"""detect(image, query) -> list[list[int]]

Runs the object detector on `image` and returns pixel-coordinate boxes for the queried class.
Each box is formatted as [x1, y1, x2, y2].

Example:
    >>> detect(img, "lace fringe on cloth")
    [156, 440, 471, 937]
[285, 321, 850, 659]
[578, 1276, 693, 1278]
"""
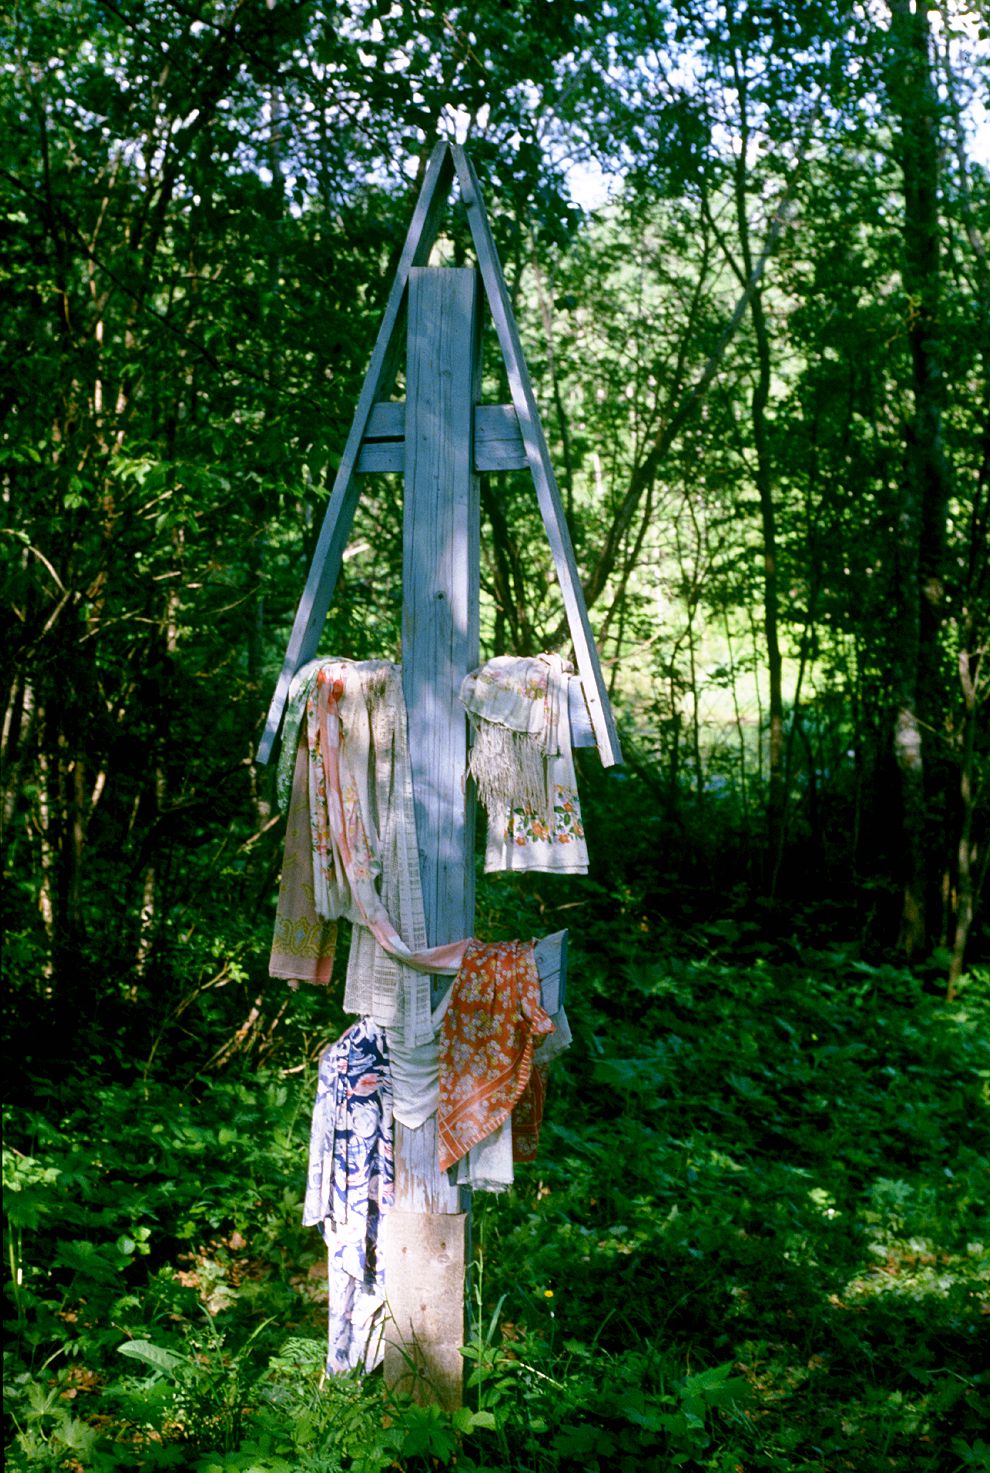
[461, 653, 589, 874]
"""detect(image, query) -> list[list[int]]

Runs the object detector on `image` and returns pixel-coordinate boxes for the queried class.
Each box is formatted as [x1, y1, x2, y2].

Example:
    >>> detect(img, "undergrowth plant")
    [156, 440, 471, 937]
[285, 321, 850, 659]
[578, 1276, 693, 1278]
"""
[4, 938, 988, 1472]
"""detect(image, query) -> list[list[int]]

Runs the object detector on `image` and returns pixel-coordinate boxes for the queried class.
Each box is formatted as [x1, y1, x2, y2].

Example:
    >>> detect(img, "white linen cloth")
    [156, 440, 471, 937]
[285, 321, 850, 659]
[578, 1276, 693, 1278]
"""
[460, 654, 589, 874]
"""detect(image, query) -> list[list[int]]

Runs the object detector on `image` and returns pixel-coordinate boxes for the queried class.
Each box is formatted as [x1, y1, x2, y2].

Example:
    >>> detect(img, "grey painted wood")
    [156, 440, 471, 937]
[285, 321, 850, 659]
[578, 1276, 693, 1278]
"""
[393, 1113, 458, 1215]
[383, 1210, 467, 1409]
[533, 929, 568, 1012]
[451, 145, 623, 770]
[387, 267, 481, 1406]
[255, 142, 453, 764]
[568, 674, 596, 747]
[401, 266, 480, 986]
[355, 441, 404, 473]
[356, 402, 525, 474]
[473, 403, 527, 470]
[364, 402, 406, 439]
[357, 403, 406, 466]
[259, 142, 622, 769]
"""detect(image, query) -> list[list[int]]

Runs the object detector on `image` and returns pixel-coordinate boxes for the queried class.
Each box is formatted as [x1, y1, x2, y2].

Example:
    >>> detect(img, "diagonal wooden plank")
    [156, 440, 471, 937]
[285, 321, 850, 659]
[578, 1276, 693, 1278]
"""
[451, 146, 622, 768]
[256, 141, 454, 763]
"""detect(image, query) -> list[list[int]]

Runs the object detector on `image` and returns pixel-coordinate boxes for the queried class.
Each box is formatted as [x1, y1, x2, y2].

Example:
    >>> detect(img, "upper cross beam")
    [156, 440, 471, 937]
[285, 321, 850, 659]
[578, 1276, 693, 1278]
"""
[355, 402, 528, 474]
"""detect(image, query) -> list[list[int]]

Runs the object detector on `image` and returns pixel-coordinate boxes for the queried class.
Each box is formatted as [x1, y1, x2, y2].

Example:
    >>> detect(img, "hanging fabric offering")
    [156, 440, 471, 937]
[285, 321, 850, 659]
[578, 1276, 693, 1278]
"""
[269, 735, 338, 985]
[303, 1018, 394, 1376]
[276, 661, 572, 1193]
[275, 656, 326, 814]
[340, 663, 441, 1045]
[437, 939, 555, 1174]
[460, 654, 589, 874]
[513, 1008, 572, 1162]
[271, 659, 469, 1045]
[388, 975, 572, 1190]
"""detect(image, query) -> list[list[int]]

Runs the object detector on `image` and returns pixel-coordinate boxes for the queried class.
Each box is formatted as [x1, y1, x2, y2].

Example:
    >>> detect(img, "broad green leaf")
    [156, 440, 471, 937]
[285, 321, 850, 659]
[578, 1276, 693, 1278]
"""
[117, 1339, 188, 1375]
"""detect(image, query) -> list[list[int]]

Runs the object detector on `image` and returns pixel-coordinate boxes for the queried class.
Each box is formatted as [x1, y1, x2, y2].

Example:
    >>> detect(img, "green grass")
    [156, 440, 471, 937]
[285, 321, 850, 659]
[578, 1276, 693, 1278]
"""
[4, 939, 988, 1472]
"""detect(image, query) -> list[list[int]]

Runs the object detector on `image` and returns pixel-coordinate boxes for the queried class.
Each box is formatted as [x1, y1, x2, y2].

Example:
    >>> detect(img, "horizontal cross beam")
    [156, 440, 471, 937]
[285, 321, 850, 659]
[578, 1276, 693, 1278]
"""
[356, 402, 527, 474]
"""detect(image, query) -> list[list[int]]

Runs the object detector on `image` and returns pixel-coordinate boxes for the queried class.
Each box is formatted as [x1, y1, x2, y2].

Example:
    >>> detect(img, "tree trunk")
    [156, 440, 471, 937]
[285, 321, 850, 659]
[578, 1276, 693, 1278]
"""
[729, 54, 785, 880]
[749, 281, 785, 875]
[886, 0, 952, 958]
[946, 628, 981, 999]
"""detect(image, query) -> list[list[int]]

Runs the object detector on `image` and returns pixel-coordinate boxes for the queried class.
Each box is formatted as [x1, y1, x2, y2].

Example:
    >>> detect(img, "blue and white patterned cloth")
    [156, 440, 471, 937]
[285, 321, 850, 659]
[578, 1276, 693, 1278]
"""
[303, 1018, 394, 1374]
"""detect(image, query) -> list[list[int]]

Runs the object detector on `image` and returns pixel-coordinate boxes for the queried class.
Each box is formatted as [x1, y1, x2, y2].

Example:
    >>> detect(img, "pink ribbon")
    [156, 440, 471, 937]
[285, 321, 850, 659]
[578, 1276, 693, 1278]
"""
[315, 668, 469, 976]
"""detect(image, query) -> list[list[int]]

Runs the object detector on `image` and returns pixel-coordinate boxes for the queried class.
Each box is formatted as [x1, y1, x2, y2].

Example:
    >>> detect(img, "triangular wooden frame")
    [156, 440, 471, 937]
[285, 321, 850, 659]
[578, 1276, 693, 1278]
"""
[256, 139, 621, 768]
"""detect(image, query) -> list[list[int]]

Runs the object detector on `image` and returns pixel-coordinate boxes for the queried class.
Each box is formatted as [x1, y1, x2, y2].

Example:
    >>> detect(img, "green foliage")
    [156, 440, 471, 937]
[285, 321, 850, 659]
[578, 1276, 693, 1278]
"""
[4, 932, 988, 1471]
[3, 0, 987, 1084]
[2, 0, 988, 1468]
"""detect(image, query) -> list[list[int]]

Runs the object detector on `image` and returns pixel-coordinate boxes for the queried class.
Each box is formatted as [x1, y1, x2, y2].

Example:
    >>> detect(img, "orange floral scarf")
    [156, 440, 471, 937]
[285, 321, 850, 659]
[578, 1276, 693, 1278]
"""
[438, 939, 555, 1173]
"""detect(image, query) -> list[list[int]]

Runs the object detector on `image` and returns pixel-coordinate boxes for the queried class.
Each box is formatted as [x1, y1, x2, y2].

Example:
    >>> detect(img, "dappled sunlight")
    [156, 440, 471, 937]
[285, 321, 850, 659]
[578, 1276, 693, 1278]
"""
[840, 1236, 987, 1305]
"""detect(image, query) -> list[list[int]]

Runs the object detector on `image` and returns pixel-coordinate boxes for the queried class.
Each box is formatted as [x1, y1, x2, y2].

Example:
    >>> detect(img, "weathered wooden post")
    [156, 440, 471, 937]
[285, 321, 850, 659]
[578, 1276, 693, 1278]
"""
[383, 266, 480, 1406]
[257, 138, 621, 1412]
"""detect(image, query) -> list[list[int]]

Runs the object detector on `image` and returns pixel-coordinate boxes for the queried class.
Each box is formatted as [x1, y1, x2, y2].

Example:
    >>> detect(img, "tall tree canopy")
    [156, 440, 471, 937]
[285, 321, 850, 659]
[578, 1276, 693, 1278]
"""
[2, 0, 987, 1082]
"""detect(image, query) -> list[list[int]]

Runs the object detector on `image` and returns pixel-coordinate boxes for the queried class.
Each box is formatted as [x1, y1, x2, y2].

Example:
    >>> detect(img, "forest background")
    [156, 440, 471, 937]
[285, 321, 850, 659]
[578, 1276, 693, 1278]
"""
[2, 1, 989, 1471]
